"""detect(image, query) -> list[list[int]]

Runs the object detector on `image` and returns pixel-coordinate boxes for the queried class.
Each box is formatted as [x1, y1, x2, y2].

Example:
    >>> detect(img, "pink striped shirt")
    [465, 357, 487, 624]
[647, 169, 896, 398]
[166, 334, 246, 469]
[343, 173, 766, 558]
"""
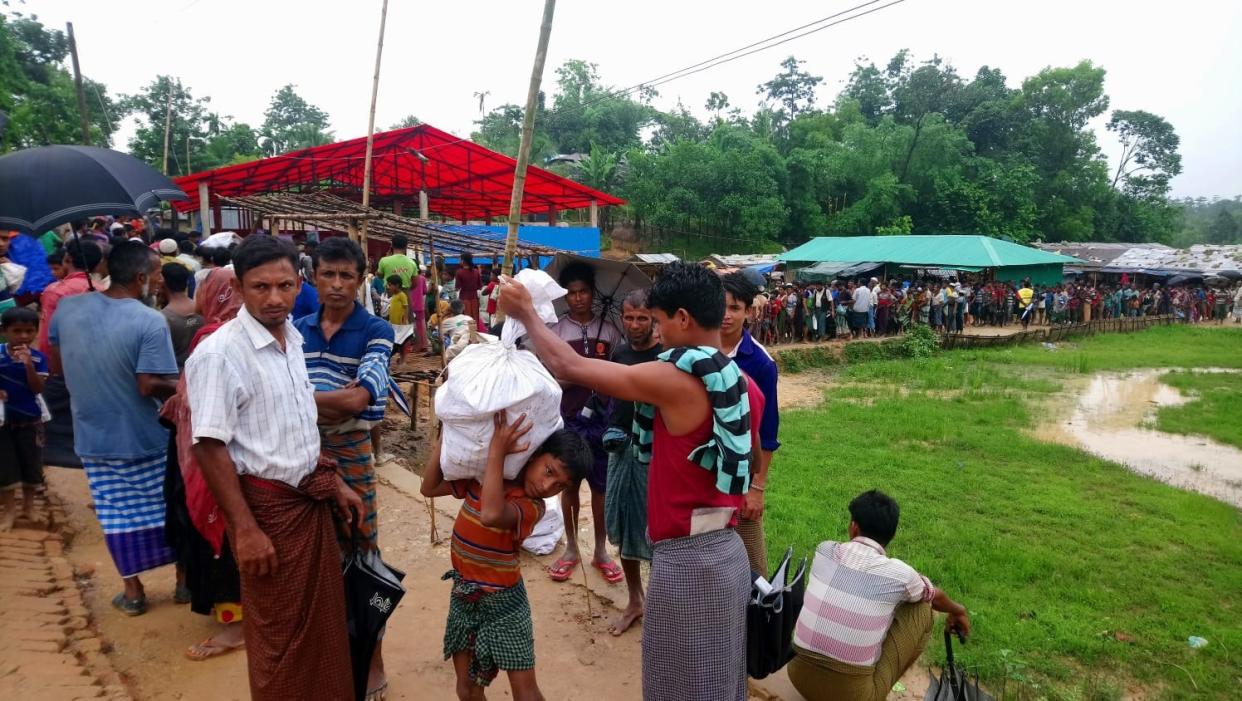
[793, 537, 936, 667]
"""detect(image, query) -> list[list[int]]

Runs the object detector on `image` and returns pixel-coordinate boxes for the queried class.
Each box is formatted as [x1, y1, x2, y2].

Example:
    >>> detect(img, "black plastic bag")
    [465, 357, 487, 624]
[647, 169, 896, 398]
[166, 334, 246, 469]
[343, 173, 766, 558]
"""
[746, 546, 807, 679]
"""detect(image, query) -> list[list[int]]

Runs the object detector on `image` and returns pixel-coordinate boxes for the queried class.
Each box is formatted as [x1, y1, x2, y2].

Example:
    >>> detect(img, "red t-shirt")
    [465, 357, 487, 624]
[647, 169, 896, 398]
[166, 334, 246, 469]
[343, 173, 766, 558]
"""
[647, 375, 765, 543]
[455, 267, 482, 296]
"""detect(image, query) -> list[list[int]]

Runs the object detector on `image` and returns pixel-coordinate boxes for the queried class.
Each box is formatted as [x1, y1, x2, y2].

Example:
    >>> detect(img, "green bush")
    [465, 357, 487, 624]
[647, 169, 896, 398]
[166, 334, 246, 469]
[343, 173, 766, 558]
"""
[900, 324, 941, 359]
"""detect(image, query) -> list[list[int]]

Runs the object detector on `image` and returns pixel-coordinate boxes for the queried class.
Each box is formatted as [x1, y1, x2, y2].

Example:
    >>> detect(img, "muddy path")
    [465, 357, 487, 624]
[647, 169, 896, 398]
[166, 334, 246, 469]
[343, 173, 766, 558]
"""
[1032, 368, 1242, 507]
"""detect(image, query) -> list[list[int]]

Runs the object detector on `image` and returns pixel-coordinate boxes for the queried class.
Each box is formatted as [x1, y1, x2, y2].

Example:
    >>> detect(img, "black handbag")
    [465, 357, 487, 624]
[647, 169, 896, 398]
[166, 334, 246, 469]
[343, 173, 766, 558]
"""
[341, 514, 407, 701]
[746, 546, 807, 679]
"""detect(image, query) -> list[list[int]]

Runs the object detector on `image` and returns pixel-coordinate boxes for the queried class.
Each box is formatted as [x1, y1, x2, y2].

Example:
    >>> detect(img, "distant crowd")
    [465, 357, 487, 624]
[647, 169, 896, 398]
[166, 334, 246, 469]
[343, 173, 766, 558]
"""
[750, 276, 1242, 345]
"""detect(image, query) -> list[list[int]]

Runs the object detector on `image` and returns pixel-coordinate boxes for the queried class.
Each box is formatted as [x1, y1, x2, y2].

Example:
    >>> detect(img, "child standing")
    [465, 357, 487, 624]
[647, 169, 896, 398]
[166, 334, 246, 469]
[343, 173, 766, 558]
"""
[422, 412, 591, 701]
[386, 274, 411, 369]
[0, 307, 48, 531]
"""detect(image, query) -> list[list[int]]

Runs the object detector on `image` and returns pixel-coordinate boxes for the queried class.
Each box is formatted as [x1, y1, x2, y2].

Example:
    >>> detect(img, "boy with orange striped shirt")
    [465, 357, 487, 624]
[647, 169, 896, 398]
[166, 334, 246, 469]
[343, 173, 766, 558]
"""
[422, 411, 591, 701]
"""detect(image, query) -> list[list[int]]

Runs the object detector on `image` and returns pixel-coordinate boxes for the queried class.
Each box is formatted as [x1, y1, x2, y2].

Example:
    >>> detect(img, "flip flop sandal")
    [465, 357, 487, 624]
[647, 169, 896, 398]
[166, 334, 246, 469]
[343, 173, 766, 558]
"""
[592, 559, 625, 584]
[365, 681, 389, 701]
[173, 585, 192, 604]
[111, 592, 147, 617]
[547, 557, 579, 582]
[185, 637, 245, 661]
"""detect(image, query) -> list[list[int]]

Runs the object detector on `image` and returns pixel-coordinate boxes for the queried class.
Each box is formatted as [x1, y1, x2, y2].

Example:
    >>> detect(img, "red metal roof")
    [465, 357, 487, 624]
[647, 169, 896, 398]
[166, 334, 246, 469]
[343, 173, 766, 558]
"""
[172, 124, 624, 220]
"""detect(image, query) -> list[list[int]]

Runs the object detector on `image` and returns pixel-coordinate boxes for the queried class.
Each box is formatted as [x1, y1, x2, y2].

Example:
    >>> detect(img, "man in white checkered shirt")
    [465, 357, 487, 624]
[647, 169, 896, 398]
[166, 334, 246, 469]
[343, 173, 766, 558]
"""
[187, 235, 361, 700]
[788, 490, 971, 701]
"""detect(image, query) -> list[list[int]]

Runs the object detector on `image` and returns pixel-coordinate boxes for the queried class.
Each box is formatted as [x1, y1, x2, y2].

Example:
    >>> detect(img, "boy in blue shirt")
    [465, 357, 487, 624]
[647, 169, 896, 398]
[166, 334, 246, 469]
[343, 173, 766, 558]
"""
[0, 307, 49, 531]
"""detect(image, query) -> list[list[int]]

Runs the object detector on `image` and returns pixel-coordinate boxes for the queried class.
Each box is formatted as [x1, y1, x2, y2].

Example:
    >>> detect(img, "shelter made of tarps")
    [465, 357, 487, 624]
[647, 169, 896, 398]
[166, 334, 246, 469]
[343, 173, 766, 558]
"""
[781, 235, 1077, 286]
[794, 261, 882, 283]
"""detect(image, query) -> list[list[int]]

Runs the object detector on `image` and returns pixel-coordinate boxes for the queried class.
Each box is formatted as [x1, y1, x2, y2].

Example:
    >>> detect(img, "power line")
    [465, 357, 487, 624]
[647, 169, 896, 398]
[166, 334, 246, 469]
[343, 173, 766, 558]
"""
[194, 0, 909, 169]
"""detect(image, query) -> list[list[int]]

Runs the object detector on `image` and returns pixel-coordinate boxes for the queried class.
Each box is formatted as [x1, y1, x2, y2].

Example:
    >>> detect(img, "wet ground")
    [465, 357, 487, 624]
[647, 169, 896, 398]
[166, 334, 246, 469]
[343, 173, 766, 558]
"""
[1034, 368, 1242, 507]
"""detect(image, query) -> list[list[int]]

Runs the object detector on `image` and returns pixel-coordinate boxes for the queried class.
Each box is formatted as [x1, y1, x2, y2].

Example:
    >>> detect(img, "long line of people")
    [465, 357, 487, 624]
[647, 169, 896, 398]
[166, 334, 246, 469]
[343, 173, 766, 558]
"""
[752, 276, 1241, 345]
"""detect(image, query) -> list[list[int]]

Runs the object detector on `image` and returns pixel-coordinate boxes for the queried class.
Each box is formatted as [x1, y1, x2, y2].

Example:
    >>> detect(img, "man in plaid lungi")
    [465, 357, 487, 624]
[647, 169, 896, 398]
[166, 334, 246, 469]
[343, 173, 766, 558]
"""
[501, 262, 761, 701]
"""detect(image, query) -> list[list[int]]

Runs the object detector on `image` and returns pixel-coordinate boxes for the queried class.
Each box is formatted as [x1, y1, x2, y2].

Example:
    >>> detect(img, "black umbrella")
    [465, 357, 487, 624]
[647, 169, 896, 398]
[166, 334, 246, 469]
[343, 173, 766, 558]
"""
[0, 145, 186, 233]
[925, 630, 995, 701]
[342, 523, 406, 701]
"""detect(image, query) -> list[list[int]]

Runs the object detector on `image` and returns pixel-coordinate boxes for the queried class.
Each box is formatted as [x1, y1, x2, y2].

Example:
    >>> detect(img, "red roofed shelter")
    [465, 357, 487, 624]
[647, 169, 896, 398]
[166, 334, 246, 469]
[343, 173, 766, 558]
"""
[172, 124, 624, 234]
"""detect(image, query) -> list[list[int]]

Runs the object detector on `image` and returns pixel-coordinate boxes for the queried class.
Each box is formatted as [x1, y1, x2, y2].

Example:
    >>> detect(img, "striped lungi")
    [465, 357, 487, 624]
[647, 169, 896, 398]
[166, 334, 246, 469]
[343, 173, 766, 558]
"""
[321, 429, 378, 549]
[604, 440, 651, 562]
[644, 528, 749, 701]
[81, 453, 176, 577]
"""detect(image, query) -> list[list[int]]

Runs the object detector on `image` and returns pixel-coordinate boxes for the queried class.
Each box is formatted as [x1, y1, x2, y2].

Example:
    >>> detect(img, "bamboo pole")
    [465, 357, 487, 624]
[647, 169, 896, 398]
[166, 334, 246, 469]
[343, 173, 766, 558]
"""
[501, 0, 557, 276]
[359, 0, 391, 264]
[161, 81, 174, 175]
[66, 23, 91, 146]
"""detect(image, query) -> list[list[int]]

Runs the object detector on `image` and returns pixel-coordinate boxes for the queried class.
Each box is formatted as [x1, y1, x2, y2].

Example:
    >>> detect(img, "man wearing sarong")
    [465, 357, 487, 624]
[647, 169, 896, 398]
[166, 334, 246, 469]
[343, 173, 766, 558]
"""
[501, 261, 764, 701]
[602, 290, 662, 636]
[720, 272, 780, 576]
[50, 242, 179, 615]
[788, 490, 971, 701]
[294, 236, 395, 700]
[187, 235, 361, 701]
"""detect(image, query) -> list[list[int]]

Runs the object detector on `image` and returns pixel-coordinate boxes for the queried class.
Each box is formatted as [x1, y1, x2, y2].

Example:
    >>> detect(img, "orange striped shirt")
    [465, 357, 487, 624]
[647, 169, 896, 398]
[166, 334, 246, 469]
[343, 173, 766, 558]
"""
[448, 480, 544, 591]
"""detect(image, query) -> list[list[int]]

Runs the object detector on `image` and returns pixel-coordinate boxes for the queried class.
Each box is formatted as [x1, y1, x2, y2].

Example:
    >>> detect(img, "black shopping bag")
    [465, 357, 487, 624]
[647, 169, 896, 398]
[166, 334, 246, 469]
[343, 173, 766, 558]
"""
[925, 630, 995, 701]
[746, 546, 807, 679]
[342, 521, 407, 701]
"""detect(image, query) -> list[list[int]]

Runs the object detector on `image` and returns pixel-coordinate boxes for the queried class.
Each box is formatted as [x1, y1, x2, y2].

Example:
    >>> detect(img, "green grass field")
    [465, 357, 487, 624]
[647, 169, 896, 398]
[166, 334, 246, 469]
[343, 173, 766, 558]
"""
[765, 326, 1242, 700]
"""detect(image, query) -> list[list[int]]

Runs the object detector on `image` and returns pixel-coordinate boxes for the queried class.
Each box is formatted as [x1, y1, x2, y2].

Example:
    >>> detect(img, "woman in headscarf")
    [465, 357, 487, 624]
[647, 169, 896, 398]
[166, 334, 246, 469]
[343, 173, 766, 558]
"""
[160, 268, 247, 661]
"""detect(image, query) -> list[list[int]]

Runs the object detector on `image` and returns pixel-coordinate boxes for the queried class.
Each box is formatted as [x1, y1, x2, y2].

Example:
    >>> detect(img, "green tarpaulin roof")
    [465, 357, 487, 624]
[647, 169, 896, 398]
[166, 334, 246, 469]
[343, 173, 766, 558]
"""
[779, 235, 1080, 268]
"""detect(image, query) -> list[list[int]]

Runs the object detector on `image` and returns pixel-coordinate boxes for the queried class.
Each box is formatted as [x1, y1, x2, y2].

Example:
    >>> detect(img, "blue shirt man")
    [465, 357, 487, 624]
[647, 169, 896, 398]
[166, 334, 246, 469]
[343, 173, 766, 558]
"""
[294, 301, 394, 433]
[292, 280, 320, 320]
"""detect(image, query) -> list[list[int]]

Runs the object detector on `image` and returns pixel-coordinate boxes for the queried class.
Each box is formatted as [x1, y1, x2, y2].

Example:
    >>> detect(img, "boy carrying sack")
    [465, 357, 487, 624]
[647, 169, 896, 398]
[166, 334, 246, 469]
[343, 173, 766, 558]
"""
[422, 410, 591, 701]
[0, 307, 49, 531]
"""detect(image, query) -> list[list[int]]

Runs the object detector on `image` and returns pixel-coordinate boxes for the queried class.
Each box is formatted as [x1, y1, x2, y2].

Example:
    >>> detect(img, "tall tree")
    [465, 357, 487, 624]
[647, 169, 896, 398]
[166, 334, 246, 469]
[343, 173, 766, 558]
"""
[0, 14, 116, 150]
[1207, 208, 1238, 244]
[259, 84, 333, 156]
[1107, 109, 1182, 199]
[119, 75, 210, 173]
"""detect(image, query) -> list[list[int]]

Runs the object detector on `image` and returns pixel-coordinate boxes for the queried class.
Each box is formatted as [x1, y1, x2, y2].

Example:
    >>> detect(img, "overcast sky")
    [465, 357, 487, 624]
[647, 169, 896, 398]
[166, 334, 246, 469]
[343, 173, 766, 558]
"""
[27, 0, 1242, 198]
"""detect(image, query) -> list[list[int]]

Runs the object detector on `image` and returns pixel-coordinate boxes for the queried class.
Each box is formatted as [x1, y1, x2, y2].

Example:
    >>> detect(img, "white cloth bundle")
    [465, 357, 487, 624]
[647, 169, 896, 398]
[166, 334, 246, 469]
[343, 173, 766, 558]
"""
[434, 269, 567, 480]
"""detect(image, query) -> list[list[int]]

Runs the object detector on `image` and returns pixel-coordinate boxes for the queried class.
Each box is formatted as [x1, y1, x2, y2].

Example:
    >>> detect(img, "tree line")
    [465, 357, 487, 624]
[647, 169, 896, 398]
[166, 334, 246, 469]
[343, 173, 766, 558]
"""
[473, 55, 1231, 250]
[3, 11, 1235, 249]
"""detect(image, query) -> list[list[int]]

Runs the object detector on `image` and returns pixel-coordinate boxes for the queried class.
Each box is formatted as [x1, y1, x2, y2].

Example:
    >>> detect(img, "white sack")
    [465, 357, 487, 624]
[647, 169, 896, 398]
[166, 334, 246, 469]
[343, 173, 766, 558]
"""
[521, 496, 565, 555]
[435, 269, 567, 481]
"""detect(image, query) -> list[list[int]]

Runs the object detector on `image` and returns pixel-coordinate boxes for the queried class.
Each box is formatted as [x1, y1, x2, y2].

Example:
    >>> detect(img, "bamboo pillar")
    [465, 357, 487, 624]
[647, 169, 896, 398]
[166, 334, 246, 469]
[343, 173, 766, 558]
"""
[419, 190, 429, 219]
[66, 23, 91, 146]
[198, 182, 212, 236]
[502, 0, 557, 276]
[588, 199, 598, 228]
[359, 0, 391, 265]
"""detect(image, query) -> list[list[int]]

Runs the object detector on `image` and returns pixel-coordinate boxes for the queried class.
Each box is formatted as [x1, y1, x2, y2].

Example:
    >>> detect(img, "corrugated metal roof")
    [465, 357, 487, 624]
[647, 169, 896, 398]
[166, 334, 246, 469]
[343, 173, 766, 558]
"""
[1104, 244, 1242, 273]
[710, 253, 782, 268]
[1034, 242, 1172, 267]
[631, 253, 681, 264]
[780, 235, 1079, 267]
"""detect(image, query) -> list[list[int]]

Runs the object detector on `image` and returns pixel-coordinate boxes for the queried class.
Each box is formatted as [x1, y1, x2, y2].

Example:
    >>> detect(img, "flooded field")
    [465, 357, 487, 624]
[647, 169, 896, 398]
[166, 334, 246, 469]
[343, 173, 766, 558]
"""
[1035, 368, 1242, 507]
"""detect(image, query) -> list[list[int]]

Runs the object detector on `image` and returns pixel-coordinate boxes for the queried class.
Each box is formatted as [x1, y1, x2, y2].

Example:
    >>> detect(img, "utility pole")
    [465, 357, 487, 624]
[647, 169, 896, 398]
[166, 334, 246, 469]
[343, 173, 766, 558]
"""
[502, 0, 556, 276]
[161, 80, 174, 175]
[66, 23, 91, 145]
[358, 0, 390, 261]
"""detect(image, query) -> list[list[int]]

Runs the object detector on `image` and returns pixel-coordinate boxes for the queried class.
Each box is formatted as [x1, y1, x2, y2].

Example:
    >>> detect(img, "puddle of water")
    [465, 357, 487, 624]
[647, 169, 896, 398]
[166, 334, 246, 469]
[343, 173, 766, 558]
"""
[1036, 369, 1242, 507]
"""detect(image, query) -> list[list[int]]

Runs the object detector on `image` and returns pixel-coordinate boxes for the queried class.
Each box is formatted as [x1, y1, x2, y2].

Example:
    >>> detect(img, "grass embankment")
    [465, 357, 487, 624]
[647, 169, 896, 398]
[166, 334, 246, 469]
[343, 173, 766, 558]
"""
[765, 326, 1242, 700]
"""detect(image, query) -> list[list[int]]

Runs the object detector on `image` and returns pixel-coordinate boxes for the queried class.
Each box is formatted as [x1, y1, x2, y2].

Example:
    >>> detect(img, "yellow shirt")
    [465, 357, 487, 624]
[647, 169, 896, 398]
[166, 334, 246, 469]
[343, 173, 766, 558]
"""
[387, 291, 409, 325]
[1017, 287, 1034, 309]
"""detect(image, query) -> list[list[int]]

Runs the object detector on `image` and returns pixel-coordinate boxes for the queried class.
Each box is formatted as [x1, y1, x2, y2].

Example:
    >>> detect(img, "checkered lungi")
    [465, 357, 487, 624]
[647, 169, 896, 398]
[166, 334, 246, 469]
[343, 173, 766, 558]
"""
[643, 528, 750, 701]
[81, 452, 176, 577]
[442, 570, 535, 687]
[604, 439, 651, 562]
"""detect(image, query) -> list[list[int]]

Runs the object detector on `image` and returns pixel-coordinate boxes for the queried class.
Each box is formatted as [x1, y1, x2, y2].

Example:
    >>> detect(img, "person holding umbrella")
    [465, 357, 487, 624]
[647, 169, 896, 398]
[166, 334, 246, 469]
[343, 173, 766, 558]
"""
[546, 261, 624, 585]
[788, 490, 971, 701]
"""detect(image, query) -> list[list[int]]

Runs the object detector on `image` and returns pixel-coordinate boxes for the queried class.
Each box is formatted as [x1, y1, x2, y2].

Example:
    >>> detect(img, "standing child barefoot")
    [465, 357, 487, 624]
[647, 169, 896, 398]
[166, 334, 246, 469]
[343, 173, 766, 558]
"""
[422, 412, 592, 701]
[0, 307, 50, 530]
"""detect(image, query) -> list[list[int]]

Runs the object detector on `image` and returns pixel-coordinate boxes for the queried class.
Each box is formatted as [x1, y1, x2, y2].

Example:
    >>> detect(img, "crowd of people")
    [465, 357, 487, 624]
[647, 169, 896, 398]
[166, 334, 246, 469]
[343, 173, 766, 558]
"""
[4, 220, 979, 701]
[751, 274, 1242, 344]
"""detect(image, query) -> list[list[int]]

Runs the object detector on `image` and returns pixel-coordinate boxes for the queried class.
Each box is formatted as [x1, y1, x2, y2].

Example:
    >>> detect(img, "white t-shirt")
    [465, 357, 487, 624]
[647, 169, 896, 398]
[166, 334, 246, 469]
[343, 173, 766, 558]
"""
[852, 286, 873, 313]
